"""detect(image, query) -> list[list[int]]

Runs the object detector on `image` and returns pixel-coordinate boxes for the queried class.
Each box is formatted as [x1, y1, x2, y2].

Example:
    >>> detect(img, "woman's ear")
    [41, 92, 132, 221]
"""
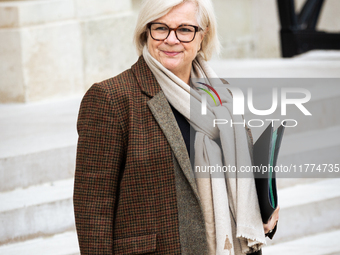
[202, 26, 209, 41]
[198, 26, 208, 52]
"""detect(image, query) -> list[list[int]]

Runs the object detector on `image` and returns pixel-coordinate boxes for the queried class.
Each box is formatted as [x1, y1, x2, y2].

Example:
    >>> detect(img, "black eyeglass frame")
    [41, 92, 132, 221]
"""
[147, 22, 203, 43]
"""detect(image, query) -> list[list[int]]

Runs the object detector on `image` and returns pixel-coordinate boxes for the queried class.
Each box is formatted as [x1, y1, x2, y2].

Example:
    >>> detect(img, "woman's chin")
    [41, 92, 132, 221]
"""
[161, 59, 183, 73]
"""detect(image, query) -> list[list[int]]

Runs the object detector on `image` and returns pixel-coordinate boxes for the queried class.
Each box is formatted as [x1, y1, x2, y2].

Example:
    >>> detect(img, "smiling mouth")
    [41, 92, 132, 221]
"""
[162, 51, 181, 56]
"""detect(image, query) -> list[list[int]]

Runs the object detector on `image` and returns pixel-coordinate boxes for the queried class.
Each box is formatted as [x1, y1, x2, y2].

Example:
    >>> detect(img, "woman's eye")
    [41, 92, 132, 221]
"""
[179, 27, 193, 33]
[155, 26, 168, 31]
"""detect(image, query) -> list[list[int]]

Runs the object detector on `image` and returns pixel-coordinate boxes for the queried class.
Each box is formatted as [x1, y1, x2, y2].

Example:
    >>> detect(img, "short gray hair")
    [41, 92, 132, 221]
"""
[133, 0, 220, 61]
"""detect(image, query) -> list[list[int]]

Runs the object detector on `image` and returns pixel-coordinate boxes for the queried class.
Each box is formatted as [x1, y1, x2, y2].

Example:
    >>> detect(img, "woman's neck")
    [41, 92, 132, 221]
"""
[173, 68, 191, 85]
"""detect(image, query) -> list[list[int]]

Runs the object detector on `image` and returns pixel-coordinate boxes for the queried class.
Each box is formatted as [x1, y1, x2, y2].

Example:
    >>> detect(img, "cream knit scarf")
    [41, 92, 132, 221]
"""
[143, 46, 266, 255]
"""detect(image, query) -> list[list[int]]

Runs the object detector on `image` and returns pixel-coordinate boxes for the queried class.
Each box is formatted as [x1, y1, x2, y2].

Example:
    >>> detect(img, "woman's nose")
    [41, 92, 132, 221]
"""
[165, 30, 180, 44]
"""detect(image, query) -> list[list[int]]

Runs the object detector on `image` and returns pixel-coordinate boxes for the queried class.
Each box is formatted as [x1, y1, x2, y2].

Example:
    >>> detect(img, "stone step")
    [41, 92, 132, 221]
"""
[254, 125, 340, 188]
[0, 231, 79, 255]
[210, 50, 340, 138]
[242, 78, 340, 138]
[0, 95, 338, 195]
[263, 229, 340, 255]
[2, 229, 340, 255]
[1, 180, 338, 253]
[0, 96, 81, 192]
[276, 178, 325, 190]
[267, 179, 340, 245]
[209, 50, 340, 78]
[0, 178, 75, 244]
[277, 125, 340, 179]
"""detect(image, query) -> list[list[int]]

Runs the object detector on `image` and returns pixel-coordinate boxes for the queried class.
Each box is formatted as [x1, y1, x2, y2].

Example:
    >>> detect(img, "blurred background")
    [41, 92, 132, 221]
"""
[0, 0, 339, 254]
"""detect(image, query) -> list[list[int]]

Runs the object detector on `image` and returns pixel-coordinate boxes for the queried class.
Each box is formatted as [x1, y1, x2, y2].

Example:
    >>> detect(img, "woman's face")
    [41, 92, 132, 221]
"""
[147, 2, 204, 82]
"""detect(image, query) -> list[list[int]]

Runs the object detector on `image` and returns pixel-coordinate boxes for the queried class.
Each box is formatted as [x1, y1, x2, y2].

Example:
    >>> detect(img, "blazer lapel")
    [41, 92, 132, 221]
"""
[147, 91, 200, 201]
[131, 56, 200, 201]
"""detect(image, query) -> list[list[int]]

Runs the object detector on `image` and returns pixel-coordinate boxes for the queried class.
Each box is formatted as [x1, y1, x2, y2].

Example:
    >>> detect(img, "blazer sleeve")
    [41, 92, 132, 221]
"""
[73, 83, 126, 254]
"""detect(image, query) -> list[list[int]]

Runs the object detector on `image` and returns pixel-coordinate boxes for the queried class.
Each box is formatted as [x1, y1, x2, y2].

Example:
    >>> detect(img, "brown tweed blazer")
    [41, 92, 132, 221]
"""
[74, 56, 208, 255]
[73, 56, 263, 255]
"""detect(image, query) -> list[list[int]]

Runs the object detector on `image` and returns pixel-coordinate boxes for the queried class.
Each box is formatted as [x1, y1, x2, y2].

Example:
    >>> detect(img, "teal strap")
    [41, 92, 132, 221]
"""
[269, 129, 278, 208]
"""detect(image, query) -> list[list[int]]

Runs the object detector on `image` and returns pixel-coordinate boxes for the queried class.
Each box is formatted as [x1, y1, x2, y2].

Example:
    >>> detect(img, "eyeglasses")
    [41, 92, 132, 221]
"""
[147, 22, 203, 43]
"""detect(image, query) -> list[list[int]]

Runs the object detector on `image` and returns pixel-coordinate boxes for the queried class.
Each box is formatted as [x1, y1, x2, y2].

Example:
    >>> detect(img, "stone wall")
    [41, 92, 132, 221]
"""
[0, 0, 138, 103]
[0, 0, 339, 103]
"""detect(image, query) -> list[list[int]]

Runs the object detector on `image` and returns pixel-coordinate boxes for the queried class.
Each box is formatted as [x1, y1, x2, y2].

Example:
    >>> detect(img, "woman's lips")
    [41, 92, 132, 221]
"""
[162, 51, 181, 57]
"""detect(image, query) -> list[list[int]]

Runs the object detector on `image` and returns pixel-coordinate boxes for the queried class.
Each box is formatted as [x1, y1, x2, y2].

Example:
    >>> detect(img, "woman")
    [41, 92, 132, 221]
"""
[73, 0, 279, 254]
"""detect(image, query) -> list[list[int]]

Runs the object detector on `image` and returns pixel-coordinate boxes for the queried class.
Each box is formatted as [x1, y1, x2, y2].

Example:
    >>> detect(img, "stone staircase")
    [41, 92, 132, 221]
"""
[0, 51, 339, 254]
[0, 97, 81, 254]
